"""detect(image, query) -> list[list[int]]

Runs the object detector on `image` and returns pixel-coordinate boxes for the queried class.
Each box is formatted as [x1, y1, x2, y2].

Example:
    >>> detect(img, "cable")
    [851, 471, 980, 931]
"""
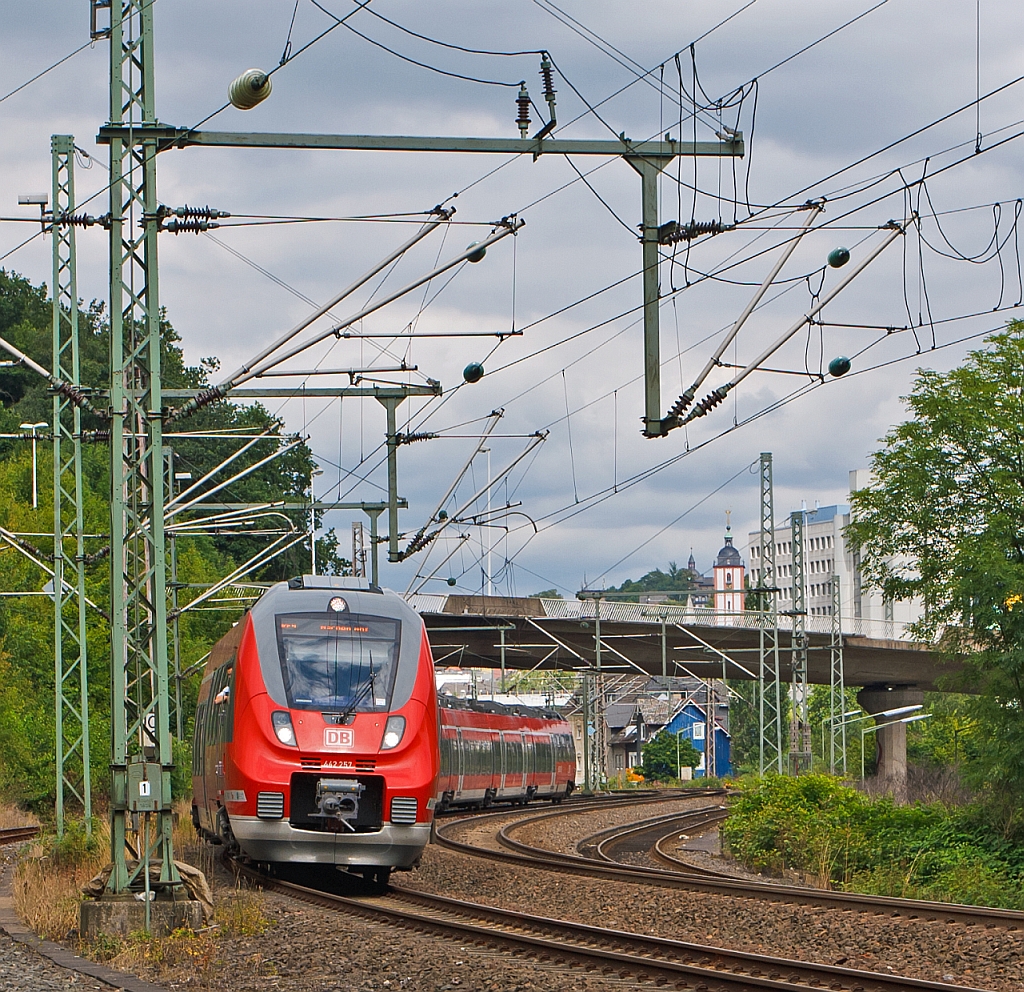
[0, 39, 93, 106]
[356, 6, 543, 57]
[309, 0, 523, 87]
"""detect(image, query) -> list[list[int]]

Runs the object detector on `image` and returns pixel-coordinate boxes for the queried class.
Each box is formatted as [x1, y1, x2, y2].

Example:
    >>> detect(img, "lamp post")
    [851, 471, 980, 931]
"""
[821, 709, 861, 769]
[20, 421, 47, 509]
[861, 712, 932, 779]
[837, 704, 922, 778]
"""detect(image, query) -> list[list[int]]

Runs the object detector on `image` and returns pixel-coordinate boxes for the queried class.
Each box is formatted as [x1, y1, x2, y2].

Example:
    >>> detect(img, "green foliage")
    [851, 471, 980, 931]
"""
[641, 729, 701, 780]
[722, 775, 1024, 908]
[49, 816, 104, 869]
[846, 323, 1024, 817]
[529, 589, 563, 599]
[606, 561, 701, 603]
[0, 268, 344, 811]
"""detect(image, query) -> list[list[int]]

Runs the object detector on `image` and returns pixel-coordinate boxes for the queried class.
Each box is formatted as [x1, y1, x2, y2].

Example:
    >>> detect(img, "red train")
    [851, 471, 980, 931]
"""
[191, 576, 439, 888]
[436, 694, 576, 809]
[191, 576, 575, 887]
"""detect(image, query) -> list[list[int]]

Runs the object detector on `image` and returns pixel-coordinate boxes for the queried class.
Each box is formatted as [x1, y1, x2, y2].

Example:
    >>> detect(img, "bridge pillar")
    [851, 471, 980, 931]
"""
[856, 686, 924, 803]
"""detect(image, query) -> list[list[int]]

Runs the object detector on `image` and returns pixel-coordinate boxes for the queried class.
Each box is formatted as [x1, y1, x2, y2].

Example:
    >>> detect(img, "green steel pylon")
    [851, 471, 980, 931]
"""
[51, 134, 92, 836]
[104, 0, 178, 895]
[788, 509, 811, 774]
[828, 576, 847, 774]
[757, 453, 784, 774]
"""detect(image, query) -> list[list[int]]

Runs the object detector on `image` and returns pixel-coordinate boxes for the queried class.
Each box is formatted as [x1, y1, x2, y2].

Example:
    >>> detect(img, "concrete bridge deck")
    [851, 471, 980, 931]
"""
[409, 594, 959, 691]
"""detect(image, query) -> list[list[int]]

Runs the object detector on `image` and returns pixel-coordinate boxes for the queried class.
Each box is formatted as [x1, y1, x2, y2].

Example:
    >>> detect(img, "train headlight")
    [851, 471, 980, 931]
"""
[380, 715, 406, 750]
[271, 711, 297, 747]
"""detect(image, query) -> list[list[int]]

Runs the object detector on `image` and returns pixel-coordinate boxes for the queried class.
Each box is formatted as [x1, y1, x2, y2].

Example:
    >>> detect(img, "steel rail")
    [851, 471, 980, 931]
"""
[235, 859, 985, 992]
[589, 806, 731, 863]
[0, 825, 41, 844]
[433, 795, 1024, 930]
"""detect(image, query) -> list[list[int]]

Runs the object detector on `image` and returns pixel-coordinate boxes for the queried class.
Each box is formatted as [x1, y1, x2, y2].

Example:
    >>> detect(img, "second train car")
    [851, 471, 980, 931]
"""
[435, 694, 575, 809]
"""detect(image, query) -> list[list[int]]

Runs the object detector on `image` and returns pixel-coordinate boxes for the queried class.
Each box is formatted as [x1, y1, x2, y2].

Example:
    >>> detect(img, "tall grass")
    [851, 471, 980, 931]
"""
[13, 799, 273, 984]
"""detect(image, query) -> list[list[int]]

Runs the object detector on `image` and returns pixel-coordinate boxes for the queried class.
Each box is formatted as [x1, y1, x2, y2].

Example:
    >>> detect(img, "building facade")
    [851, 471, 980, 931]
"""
[746, 469, 923, 633]
[713, 523, 745, 615]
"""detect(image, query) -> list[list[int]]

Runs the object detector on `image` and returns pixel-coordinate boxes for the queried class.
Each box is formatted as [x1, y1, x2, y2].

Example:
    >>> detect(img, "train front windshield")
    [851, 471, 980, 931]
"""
[275, 613, 401, 713]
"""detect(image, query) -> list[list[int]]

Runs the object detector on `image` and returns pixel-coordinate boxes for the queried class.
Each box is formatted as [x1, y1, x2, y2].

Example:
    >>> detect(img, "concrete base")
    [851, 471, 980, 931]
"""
[857, 686, 925, 803]
[79, 895, 204, 939]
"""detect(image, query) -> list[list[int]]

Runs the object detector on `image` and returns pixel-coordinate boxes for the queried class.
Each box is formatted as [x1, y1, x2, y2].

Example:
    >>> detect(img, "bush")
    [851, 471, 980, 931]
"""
[722, 775, 1024, 907]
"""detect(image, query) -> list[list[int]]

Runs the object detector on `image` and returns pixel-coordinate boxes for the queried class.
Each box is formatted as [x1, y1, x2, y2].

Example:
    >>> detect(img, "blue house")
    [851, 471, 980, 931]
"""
[663, 701, 731, 778]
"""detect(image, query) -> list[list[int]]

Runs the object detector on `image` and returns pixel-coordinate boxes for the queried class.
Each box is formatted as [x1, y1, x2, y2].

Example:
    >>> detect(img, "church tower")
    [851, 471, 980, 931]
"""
[713, 512, 745, 618]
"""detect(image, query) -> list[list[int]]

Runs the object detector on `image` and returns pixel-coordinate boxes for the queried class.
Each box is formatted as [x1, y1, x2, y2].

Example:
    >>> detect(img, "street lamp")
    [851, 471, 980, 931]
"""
[20, 421, 47, 509]
[861, 712, 932, 779]
[820, 709, 861, 770]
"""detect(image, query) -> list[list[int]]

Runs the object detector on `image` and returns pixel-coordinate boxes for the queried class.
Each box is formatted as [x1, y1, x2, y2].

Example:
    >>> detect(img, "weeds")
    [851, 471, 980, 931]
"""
[12, 797, 276, 987]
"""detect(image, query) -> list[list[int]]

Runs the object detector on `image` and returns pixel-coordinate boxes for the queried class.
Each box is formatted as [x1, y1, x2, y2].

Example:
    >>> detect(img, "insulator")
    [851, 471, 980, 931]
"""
[173, 205, 230, 220]
[667, 389, 694, 419]
[465, 242, 486, 263]
[516, 83, 531, 137]
[163, 219, 219, 234]
[539, 54, 556, 104]
[690, 387, 728, 419]
[659, 218, 732, 245]
[53, 211, 99, 229]
[463, 362, 485, 383]
[228, 68, 272, 110]
[396, 431, 437, 445]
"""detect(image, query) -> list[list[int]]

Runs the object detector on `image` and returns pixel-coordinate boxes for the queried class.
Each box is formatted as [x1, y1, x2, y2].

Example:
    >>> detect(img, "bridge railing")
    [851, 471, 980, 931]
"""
[536, 598, 917, 641]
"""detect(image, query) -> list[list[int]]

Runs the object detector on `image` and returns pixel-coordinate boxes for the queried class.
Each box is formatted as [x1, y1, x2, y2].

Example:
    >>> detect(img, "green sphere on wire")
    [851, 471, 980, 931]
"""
[466, 242, 487, 263]
[828, 247, 851, 268]
[447, 577, 457, 587]
[828, 356, 852, 377]
[463, 362, 485, 384]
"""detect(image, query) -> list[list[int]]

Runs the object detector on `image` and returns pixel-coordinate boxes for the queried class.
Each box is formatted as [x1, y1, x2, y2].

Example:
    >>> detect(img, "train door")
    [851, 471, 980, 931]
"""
[456, 727, 465, 799]
[537, 734, 556, 793]
[191, 699, 208, 827]
[521, 731, 534, 795]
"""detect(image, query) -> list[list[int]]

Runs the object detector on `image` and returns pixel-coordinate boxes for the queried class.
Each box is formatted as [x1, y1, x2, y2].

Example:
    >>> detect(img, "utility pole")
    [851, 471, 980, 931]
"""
[758, 453, 784, 774]
[103, 0, 179, 899]
[788, 509, 812, 774]
[829, 576, 847, 774]
[51, 133, 91, 836]
[705, 678, 716, 779]
[578, 589, 607, 788]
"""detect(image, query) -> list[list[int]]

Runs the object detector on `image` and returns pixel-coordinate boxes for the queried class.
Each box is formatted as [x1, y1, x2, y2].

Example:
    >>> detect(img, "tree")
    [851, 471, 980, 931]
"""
[641, 729, 701, 780]
[846, 324, 1024, 824]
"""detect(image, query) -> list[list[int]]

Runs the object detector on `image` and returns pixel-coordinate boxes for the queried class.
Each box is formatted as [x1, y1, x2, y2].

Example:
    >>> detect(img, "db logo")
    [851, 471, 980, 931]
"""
[324, 727, 354, 749]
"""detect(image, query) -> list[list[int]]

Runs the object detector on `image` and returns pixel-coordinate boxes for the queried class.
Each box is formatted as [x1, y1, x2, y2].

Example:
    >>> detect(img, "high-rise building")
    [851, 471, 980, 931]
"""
[746, 470, 922, 636]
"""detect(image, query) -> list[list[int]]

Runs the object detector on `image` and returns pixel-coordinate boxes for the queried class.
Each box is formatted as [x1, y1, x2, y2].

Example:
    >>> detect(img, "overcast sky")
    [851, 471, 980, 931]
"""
[3, 1, 1023, 598]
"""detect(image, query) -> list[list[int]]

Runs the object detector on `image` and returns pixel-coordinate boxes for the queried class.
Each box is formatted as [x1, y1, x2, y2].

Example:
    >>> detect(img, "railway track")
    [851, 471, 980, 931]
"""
[0, 825, 40, 845]
[237, 858, 988, 992]
[434, 794, 1024, 931]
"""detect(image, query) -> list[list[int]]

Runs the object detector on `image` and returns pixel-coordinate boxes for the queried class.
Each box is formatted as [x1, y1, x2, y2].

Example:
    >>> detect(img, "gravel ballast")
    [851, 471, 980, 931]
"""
[406, 797, 1018, 991]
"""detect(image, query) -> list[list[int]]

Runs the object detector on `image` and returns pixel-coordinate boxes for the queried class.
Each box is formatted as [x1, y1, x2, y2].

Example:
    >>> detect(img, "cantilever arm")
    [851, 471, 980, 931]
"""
[684, 218, 907, 424]
[666, 203, 823, 424]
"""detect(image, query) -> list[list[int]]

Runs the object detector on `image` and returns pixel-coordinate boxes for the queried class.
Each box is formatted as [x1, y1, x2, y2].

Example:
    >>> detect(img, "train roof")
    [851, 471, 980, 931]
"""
[438, 693, 565, 723]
